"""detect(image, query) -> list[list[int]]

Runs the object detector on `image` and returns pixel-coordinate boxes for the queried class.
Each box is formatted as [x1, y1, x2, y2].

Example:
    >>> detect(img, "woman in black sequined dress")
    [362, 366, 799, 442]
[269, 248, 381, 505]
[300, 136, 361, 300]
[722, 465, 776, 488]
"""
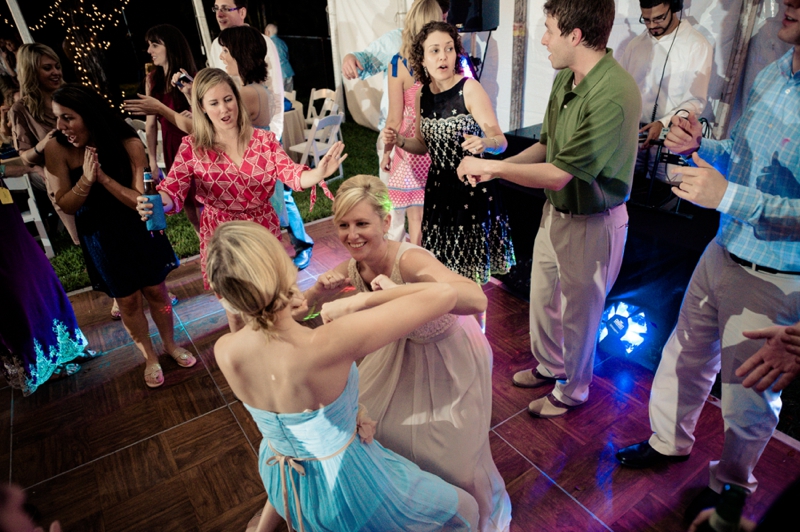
[382, 21, 515, 285]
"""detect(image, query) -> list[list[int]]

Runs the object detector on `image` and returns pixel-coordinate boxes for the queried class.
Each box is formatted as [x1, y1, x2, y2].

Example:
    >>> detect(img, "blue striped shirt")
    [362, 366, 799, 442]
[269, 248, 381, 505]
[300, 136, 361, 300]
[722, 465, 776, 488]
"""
[352, 29, 403, 129]
[700, 48, 800, 271]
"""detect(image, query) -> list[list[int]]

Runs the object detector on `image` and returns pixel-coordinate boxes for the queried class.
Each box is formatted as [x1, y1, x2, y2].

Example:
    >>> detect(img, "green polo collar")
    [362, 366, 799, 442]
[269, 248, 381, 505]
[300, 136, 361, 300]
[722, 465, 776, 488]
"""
[559, 48, 616, 98]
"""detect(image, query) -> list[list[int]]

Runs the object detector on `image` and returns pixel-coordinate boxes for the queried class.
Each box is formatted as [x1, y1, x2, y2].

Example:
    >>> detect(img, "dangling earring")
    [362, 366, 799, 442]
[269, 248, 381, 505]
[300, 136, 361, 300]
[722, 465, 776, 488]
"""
[383, 233, 389, 240]
[423, 66, 428, 78]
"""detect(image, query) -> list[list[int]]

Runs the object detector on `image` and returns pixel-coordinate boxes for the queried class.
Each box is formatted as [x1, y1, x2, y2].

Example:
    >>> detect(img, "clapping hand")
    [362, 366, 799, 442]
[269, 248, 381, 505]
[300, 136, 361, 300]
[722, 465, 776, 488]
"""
[82, 147, 99, 184]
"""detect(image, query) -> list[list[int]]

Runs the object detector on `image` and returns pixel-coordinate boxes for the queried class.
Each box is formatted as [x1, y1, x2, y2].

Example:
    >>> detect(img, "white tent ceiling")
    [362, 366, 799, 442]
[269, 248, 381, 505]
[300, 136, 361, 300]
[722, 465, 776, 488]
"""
[328, 0, 790, 134]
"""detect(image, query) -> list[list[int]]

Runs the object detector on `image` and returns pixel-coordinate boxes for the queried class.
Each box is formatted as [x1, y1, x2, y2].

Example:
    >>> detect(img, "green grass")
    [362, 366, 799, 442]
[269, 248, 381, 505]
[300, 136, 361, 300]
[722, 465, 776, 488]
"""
[51, 121, 378, 292]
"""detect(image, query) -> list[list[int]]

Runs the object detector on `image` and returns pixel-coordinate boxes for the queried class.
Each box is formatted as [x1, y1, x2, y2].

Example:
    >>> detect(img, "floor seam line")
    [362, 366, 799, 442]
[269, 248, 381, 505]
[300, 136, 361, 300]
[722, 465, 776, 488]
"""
[227, 401, 259, 456]
[183, 324, 230, 404]
[490, 407, 528, 430]
[8, 392, 14, 484]
[21, 404, 229, 491]
[492, 430, 614, 532]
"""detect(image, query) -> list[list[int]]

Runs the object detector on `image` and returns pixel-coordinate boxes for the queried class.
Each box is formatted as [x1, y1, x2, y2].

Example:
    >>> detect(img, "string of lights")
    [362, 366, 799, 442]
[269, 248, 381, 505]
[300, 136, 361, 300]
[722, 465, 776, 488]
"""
[8, 0, 135, 110]
[27, 0, 132, 32]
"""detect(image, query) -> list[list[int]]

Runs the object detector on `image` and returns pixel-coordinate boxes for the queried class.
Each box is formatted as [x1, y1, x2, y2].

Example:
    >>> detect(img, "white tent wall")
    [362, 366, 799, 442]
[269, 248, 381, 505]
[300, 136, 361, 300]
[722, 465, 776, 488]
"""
[493, 0, 746, 131]
[331, 0, 788, 135]
[329, 0, 408, 130]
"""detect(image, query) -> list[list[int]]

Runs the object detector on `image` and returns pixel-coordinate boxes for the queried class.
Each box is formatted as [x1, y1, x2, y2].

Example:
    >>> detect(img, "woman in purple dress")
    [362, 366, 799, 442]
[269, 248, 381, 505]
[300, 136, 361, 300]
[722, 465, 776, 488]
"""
[0, 180, 86, 395]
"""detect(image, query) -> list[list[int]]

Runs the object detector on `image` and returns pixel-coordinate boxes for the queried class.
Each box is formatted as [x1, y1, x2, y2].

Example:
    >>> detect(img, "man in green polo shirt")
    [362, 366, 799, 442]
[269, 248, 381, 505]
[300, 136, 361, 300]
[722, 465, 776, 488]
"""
[457, 0, 640, 417]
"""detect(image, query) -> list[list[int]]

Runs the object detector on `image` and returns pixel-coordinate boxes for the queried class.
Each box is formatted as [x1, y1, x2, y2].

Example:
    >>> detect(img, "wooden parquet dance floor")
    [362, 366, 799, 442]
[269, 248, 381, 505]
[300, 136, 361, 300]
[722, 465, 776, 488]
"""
[4, 219, 799, 531]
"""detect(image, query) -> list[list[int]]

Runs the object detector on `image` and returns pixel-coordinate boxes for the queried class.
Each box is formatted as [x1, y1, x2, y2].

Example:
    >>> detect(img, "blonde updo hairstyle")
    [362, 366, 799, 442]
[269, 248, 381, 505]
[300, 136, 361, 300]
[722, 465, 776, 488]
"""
[206, 221, 299, 337]
[332, 174, 393, 225]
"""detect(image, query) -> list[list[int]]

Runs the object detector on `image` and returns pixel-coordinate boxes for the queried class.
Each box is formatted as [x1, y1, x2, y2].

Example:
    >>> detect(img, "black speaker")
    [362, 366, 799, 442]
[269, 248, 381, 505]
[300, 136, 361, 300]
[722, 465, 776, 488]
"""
[446, 0, 500, 32]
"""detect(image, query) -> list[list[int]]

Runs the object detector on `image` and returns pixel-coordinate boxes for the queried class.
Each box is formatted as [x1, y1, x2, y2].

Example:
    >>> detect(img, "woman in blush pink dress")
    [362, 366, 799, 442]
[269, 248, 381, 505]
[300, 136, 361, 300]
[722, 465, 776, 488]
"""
[380, 0, 440, 245]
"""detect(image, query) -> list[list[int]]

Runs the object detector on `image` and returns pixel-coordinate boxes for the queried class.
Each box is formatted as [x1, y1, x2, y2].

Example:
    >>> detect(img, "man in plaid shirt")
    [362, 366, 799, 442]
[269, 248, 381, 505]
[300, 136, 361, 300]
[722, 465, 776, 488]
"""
[616, 0, 800, 513]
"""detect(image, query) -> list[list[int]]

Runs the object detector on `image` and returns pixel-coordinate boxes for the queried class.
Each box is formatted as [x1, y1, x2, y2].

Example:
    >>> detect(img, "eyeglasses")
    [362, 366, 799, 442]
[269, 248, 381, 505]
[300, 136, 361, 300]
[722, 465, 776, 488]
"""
[211, 5, 241, 13]
[639, 11, 670, 25]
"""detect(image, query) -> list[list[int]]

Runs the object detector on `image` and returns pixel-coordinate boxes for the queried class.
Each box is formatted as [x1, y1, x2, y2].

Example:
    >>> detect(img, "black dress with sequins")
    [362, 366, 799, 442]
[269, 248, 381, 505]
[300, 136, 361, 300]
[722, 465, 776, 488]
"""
[419, 77, 514, 284]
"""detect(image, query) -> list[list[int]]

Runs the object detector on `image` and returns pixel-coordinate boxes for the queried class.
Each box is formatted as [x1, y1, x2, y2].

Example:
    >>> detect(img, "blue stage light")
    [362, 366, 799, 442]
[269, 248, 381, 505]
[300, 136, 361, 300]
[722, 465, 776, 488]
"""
[598, 302, 649, 355]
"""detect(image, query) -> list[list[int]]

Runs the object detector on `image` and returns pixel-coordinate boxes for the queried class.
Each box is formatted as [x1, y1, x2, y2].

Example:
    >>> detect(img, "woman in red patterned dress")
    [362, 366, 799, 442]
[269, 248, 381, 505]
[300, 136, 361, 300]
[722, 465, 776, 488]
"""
[136, 68, 346, 331]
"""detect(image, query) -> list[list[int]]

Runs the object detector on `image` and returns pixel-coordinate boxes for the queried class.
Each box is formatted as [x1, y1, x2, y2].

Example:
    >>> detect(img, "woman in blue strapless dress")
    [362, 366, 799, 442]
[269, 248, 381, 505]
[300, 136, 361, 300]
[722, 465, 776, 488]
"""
[206, 221, 479, 532]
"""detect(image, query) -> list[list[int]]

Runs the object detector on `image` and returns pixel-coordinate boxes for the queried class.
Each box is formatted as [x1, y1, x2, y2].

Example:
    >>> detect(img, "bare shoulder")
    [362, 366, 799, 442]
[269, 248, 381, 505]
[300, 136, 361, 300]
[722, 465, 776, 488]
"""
[397, 246, 435, 271]
[462, 78, 488, 101]
[213, 332, 236, 366]
[43, 137, 72, 168]
[398, 246, 453, 282]
[123, 137, 147, 157]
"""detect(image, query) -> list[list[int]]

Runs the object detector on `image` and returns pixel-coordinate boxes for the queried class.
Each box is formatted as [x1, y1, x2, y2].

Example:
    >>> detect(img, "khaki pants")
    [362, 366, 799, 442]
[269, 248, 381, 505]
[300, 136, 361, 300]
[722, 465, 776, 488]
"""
[529, 201, 628, 405]
[648, 240, 800, 493]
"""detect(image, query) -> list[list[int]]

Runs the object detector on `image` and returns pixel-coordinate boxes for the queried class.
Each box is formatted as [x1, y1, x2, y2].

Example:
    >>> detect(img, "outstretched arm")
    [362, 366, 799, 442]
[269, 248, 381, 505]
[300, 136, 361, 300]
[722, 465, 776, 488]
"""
[398, 248, 487, 315]
[313, 282, 457, 366]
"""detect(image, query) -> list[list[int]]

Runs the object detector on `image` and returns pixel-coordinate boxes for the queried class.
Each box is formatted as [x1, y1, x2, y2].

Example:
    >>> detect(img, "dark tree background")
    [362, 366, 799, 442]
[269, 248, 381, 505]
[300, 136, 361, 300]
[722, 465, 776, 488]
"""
[0, 0, 335, 105]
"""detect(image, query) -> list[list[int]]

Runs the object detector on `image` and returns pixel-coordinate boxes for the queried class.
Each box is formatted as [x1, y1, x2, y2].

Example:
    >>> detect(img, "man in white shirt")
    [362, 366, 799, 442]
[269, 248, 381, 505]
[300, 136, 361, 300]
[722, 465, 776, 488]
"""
[208, 1, 315, 269]
[619, 0, 712, 180]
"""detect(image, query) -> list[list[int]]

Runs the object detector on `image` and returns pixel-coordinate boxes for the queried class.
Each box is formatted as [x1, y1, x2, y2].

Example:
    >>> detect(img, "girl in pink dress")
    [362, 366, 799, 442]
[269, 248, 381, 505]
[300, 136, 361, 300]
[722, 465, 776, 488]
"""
[380, 0, 439, 245]
[137, 68, 346, 331]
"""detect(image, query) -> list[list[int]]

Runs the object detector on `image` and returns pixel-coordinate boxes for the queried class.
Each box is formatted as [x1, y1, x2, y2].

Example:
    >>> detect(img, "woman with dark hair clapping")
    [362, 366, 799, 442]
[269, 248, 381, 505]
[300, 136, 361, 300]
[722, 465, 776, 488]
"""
[45, 84, 194, 389]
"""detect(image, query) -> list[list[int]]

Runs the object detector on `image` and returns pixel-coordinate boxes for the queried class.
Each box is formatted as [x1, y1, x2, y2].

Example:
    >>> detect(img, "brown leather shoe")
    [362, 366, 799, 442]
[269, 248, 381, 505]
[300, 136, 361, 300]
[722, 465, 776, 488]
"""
[527, 394, 579, 418]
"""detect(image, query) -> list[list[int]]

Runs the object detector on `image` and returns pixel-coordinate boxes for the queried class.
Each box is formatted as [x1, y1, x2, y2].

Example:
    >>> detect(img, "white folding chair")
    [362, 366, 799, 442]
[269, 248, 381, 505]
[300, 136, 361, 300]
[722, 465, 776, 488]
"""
[285, 90, 297, 102]
[304, 88, 337, 127]
[5, 174, 54, 258]
[303, 103, 339, 141]
[289, 112, 345, 182]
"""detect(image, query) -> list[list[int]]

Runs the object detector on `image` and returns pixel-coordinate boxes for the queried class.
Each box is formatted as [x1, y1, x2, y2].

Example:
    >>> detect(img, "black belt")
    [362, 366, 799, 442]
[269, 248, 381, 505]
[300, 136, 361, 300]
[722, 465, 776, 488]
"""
[552, 203, 623, 216]
[729, 253, 800, 275]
